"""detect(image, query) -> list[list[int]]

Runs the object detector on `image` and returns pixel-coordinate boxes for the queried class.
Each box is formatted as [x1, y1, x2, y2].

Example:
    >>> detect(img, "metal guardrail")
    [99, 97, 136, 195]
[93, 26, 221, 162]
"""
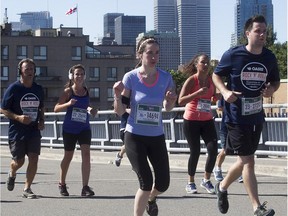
[0, 104, 287, 156]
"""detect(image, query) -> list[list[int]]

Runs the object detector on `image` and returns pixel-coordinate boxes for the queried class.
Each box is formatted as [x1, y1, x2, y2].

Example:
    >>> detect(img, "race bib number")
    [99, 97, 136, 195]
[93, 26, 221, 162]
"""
[22, 108, 38, 121]
[196, 99, 211, 113]
[71, 108, 87, 123]
[241, 96, 262, 116]
[20, 93, 40, 122]
[136, 104, 161, 126]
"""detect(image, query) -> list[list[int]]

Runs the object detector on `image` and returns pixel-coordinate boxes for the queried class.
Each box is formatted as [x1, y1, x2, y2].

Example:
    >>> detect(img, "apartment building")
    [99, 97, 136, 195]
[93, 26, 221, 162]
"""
[1, 23, 137, 111]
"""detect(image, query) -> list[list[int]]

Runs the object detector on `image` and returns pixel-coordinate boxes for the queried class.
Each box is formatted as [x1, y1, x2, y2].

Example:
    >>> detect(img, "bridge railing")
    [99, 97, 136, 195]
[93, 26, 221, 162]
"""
[0, 104, 287, 156]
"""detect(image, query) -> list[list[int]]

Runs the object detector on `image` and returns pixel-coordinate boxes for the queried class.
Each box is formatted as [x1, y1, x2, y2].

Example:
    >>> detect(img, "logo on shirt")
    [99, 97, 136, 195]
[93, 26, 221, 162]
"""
[20, 93, 40, 121]
[241, 62, 267, 91]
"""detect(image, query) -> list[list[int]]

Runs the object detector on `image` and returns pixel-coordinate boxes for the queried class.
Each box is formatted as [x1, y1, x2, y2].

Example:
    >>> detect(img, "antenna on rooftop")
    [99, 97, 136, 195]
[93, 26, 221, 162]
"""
[3, 8, 8, 24]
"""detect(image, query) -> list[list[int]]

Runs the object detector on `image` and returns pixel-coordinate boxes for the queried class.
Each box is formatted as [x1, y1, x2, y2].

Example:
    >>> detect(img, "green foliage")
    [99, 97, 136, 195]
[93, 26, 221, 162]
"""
[268, 41, 287, 79]
[168, 69, 188, 94]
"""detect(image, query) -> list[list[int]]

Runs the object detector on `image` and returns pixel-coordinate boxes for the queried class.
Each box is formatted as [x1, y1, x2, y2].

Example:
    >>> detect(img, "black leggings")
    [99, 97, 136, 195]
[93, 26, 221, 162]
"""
[183, 119, 218, 176]
[124, 132, 170, 192]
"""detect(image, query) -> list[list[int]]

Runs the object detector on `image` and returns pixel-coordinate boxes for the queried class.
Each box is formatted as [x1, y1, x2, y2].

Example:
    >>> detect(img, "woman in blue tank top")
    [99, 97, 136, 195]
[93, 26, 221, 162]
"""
[54, 64, 98, 197]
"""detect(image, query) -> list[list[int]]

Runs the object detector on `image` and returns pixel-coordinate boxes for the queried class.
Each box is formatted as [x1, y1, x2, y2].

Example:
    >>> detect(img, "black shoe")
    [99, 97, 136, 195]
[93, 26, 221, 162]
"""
[215, 182, 229, 214]
[59, 183, 69, 196]
[115, 152, 123, 167]
[81, 185, 95, 196]
[22, 188, 37, 199]
[146, 198, 158, 216]
[7, 173, 16, 191]
[254, 202, 275, 216]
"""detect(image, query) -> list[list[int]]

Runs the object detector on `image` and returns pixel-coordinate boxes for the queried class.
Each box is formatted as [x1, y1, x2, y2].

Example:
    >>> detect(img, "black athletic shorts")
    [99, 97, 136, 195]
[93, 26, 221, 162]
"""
[225, 123, 263, 156]
[9, 136, 41, 160]
[62, 130, 91, 151]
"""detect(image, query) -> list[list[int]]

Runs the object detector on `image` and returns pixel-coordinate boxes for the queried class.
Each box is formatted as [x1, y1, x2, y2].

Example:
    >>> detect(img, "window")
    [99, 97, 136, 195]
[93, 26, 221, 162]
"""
[35, 67, 48, 77]
[72, 46, 81, 60]
[89, 67, 100, 81]
[1, 45, 8, 60]
[107, 67, 117, 81]
[0, 66, 9, 80]
[17, 45, 27, 59]
[89, 88, 100, 99]
[107, 88, 114, 101]
[34, 46, 47, 60]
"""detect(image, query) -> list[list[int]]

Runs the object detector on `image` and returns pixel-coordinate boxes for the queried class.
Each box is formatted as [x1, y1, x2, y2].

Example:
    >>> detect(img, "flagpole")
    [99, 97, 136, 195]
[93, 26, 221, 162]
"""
[76, 4, 78, 28]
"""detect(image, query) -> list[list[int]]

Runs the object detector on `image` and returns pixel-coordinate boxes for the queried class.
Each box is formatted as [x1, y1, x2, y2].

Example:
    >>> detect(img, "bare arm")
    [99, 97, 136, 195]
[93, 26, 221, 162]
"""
[261, 81, 280, 98]
[54, 88, 76, 112]
[0, 108, 32, 125]
[212, 73, 241, 103]
[113, 81, 128, 116]
[178, 76, 208, 106]
[163, 89, 177, 111]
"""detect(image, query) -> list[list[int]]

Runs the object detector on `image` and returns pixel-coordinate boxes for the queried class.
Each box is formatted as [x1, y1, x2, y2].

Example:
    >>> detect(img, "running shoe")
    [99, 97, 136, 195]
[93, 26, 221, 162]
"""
[59, 183, 69, 196]
[115, 152, 123, 167]
[200, 179, 215, 194]
[22, 188, 37, 199]
[185, 183, 197, 194]
[215, 182, 229, 214]
[7, 172, 16, 191]
[254, 201, 275, 216]
[146, 198, 158, 216]
[81, 185, 95, 196]
[238, 176, 244, 183]
[213, 168, 224, 182]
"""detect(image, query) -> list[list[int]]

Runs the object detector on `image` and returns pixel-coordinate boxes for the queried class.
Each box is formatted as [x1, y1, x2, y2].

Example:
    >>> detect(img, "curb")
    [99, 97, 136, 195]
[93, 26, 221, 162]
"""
[1, 145, 287, 178]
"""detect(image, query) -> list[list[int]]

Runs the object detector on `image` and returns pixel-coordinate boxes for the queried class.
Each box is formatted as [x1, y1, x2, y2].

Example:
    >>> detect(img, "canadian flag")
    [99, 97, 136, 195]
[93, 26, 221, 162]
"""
[65, 6, 77, 15]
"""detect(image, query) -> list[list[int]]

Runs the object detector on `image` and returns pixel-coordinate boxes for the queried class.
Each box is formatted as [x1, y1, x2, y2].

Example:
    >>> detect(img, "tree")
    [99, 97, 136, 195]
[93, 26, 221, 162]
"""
[168, 69, 188, 94]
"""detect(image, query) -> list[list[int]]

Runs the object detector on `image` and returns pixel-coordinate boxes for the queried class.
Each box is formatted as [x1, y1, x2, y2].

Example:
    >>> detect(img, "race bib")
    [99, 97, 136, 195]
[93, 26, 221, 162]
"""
[20, 93, 40, 122]
[196, 99, 211, 113]
[136, 104, 161, 126]
[241, 96, 262, 116]
[71, 108, 87, 123]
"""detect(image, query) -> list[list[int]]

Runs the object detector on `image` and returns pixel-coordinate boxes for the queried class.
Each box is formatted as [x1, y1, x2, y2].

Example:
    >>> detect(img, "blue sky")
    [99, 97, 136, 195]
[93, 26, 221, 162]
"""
[1, 0, 287, 59]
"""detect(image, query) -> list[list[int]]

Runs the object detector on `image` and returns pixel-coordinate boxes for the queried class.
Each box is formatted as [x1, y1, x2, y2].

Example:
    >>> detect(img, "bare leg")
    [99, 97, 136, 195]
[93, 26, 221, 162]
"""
[119, 145, 126, 158]
[10, 157, 25, 177]
[24, 153, 38, 189]
[59, 150, 74, 184]
[80, 144, 91, 186]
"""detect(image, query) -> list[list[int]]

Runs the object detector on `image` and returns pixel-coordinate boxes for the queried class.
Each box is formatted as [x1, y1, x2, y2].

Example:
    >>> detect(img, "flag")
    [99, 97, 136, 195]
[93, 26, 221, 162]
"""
[65, 6, 77, 15]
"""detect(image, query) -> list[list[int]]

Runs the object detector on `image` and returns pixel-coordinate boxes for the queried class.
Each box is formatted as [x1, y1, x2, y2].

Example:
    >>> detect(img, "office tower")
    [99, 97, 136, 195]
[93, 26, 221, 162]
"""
[17, 11, 53, 31]
[233, 0, 273, 45]
[154, 0, 177, 33]
[114, 16, 146, 45]
[103, 13, 124, 37]
[177, 0, 210, 64]
[137, 31, 180, 71]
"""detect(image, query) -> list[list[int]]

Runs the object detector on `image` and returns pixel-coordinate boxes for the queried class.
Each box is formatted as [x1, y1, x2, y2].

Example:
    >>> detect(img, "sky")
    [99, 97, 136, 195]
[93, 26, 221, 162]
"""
[1, 0, 287, 60]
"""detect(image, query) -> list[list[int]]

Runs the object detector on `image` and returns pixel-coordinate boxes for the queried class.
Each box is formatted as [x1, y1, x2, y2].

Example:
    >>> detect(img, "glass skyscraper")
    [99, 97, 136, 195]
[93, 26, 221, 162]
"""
[154, 0, 210, 64]
[233, 0, 273, 45]
[103, 13, 124, 37]
[18, 11, 53, 31]
[114, 16, 146, 45]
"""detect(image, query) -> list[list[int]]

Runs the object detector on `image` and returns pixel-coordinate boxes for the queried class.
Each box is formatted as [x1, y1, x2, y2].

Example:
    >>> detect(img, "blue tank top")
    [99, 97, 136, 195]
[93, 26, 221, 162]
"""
[62, 88, 91, 134]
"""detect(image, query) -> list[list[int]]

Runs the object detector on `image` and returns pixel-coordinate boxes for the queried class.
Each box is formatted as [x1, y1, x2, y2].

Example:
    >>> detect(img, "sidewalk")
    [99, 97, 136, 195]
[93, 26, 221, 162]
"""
[1, 145, 287, 177]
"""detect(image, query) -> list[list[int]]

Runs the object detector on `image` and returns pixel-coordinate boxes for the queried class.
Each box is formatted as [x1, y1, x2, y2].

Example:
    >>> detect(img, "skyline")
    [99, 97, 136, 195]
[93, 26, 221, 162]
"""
[1, 0, 287, 60]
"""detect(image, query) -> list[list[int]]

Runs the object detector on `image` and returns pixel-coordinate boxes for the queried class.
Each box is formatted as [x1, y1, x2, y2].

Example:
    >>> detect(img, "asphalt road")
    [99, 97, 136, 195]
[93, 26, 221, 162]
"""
[1, 148, 287, 216]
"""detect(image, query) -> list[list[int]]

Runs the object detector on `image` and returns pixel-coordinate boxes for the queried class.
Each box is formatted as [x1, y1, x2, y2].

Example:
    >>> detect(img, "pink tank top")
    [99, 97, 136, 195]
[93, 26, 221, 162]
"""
[183, 75, 215, 121]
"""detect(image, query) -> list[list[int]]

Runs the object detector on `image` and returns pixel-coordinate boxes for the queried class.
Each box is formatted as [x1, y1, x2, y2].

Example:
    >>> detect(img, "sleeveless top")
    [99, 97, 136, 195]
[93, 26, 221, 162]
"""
[63, 87, 91, 134]
[183, 75, 215, 121]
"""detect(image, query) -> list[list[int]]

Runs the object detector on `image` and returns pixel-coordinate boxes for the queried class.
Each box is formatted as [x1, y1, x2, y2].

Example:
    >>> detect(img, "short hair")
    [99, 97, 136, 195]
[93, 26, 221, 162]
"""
[244, 15, 267, 33]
